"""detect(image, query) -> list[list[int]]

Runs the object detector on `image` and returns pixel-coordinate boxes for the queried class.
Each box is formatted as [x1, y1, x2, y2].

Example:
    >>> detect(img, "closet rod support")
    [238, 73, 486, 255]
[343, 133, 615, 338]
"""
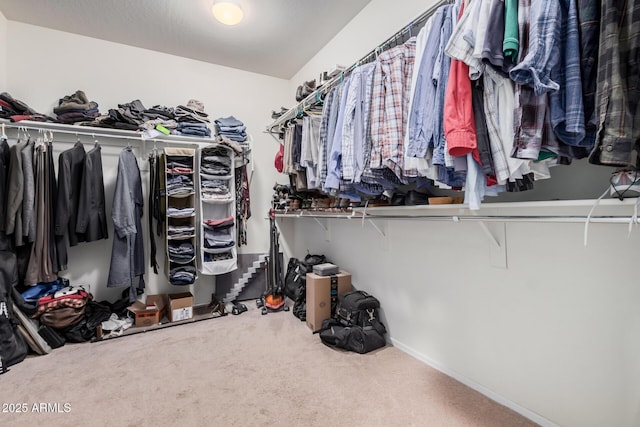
[368, 219, 387, 238]
[312, 217, 328, 232]
[477, 221, 501, 248]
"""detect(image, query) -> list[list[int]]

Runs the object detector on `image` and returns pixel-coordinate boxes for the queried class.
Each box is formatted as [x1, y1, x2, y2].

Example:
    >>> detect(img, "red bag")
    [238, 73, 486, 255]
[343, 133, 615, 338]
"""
[274, 144, 284, 173]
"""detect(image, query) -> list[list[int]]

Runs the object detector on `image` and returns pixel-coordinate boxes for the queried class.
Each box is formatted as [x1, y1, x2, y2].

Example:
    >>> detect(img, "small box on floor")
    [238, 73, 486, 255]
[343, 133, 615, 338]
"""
[312, 263, 339, 276]
[306, 271, 352, 332]
[165, 292, 194, 322]
[128, 294, 166, 327]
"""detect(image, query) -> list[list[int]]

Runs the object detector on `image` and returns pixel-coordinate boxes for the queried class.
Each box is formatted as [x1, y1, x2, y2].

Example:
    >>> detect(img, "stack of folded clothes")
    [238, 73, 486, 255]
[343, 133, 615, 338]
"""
[203, 228, 235, 252]
[167, 207, 195, 218]
[214, 116, 247, 142]
[173, 99, 211, 137]
[201, 178, 232, 202]
[166, 175, 194, 196]
[53, 90, 100, 124]
[168, 242, 195, 264]
[165, 155, 194, 173]
[91, 99, 147, 130]
[203, 216, 234, 230]
[140, 105, 177, 132]
[0, 92, 53, 122]
[169, 265, 196, 285]
[168, 224, 195, 239]
[201, 146, 232, 176]
[204, 252, 233, 262]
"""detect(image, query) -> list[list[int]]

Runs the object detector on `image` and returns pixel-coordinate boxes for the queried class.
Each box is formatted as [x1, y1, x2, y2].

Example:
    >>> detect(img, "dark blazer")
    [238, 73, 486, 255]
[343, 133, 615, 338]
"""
[76, 144, 108, 242]
[0, 137, 10, 233]
[55, 142, 86, 248]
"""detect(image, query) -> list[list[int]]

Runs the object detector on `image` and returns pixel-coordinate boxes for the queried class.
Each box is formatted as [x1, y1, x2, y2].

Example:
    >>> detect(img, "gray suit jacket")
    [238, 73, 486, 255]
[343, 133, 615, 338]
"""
[5, 139, 27, 245]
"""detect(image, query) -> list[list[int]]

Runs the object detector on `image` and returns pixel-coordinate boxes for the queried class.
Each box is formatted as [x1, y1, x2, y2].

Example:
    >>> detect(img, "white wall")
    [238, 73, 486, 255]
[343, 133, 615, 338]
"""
[282, 1, 640, 426]
[283, 217, 640, 427]
[0, 10, 7, 88]
[289, 0, 439, 100]
[5, 22, 290, 305]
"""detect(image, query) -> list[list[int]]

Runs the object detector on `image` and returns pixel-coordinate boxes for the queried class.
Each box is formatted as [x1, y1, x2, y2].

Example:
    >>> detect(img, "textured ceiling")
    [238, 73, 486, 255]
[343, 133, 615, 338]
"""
[0, 0, 371, 79]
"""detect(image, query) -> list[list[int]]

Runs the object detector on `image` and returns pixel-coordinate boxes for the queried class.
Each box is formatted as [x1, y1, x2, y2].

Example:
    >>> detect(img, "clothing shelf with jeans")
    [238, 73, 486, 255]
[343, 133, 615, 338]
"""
[163, 147, 197, 285]
[198, 144, 237, 275]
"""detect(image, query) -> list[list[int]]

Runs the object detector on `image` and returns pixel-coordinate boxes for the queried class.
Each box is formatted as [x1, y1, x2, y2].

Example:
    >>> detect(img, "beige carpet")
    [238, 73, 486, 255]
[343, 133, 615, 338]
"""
[1, 303, 538, 427]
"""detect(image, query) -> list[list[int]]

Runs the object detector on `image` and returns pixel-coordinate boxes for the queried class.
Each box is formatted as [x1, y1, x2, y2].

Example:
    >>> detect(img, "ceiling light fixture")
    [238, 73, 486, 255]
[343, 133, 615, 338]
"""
[212, 0, 244, 26]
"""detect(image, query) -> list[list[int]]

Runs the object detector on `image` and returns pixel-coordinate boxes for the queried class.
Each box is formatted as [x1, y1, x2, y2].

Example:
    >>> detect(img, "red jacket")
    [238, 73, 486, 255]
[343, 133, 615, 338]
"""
[444, 1, 478, 158]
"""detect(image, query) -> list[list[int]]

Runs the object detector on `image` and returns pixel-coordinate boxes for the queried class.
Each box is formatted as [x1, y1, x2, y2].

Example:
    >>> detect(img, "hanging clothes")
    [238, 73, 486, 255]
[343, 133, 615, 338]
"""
[54, 141, 86, 270]
[76, 143, 108, 243]
[588, 0, 640, 167]
[5, 138, 27, 245]
[25, 141, 58, 286]
[0, 134, 9, 235]
[108, 147, 145, 302]
[369, 38, 418, 182]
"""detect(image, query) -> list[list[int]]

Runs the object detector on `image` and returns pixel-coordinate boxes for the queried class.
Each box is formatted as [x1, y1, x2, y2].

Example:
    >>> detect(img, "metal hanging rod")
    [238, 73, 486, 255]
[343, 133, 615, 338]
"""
[0, 119, 214, 146]
[274, 211, 639, 224]
[266, 0, 452, 133]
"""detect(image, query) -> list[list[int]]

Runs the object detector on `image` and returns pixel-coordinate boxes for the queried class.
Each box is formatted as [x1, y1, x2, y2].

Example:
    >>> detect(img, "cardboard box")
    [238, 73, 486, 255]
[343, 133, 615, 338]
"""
[165, 292, 194, 322]
[128, 294, 165, 327]
[306, 271, 352, 332]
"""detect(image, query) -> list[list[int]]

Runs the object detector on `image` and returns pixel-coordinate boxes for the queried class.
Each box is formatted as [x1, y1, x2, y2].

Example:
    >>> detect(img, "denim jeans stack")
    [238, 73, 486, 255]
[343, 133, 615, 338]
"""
[168, 242, 195, 264]
[169, 265, 196, 285]
[173, 99, 212, 138]
[214, 116, 247, 142]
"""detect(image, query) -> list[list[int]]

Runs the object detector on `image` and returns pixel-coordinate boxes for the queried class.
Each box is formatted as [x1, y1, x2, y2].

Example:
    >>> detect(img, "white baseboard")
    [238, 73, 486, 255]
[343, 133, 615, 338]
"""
[390, 338, 560, 427]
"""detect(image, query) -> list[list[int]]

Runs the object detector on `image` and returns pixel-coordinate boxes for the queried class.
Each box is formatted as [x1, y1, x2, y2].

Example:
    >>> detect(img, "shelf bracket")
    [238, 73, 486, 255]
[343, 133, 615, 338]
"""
[312, 217, 331, 241]
[312, 217, 327, 232]
[477, 221, 507, 269]
[367, 219, 389, 251]
[368, 219, 386, 237]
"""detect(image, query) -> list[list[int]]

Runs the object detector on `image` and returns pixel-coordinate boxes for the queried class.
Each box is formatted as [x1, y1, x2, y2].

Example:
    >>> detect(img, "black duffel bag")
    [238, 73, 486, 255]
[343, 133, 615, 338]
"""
[319, 290, 386, 354]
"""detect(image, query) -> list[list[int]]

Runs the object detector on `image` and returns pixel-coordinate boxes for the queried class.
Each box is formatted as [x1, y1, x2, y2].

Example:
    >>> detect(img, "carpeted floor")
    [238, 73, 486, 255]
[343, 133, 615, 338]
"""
[0, 303, 538, 427]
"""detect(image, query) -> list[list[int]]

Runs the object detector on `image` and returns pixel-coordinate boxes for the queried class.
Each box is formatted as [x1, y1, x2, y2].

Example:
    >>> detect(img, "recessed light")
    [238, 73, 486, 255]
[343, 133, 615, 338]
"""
[212, 1, 244, 26]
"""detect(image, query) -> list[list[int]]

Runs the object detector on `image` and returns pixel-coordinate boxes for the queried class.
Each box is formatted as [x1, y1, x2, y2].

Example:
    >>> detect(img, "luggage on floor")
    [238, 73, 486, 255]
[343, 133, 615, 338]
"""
[318, 290, 386, 354]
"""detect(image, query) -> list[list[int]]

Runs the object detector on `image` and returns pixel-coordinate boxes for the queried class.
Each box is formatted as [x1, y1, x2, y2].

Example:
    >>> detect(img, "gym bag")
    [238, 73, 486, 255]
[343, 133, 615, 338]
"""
[319, 290, 387, 354]
[283, 253, 327, 321]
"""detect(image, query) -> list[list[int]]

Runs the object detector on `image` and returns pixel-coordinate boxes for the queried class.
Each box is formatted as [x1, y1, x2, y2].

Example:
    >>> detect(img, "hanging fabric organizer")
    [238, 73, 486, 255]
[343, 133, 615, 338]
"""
[198, 144, 237, 275]
[163, 147, 198, 286]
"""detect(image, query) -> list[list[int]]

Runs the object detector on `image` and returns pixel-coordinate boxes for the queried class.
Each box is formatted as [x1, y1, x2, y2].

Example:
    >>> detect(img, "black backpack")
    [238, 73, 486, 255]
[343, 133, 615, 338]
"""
[319, 290, 386, 354]
[0, 249, 28, 373]
[283, 254, 326, 321]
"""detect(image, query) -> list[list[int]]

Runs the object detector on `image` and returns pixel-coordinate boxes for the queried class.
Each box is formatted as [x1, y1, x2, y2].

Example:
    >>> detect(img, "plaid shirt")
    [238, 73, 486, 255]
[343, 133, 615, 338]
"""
[588, 0, 640, 166]
[342, 63, 375, 183]
[509, 0, 561, 95]
[318, 86, 339, 187]
[577, 0, 600, 148]
[549, 0, 587, 147]
[369, 38, 417, 181]
[512, 0, 546, 160]
[484, 67, 533, 182]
